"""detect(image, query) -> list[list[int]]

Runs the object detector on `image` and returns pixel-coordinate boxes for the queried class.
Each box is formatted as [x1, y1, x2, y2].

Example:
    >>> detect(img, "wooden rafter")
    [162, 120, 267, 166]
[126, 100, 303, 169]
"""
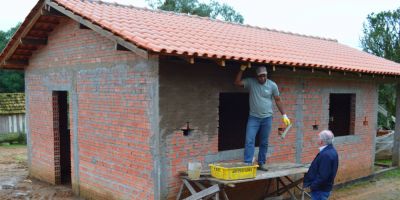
[115, 43, 129, 51]
[0, 3, 45, 66]
[217, 59, 225, 67]
[79, 24, 90, 29]
[20, 38, 47, 46]
[41, 7, 64, 17]
[3, 59, 29, 68]
[183, 56, 194, 64]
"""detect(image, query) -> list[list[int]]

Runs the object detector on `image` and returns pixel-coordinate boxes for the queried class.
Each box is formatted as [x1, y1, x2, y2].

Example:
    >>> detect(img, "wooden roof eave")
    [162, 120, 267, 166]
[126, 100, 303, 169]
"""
[159, 52, 400, 80]
[0, 2, 47, 69]
[45, 0, 149, 59]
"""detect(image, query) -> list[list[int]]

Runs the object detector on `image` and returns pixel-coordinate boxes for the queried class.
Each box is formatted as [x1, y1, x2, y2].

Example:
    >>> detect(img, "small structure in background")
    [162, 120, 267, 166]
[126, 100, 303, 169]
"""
[0, 93, 26, 141]
[0, 93, 25, 133]
[376, 130, 394, 160]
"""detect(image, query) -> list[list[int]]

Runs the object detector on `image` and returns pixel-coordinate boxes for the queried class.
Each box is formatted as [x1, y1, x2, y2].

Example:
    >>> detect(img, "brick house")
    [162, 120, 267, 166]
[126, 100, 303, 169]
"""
[1, 0, 400, 199]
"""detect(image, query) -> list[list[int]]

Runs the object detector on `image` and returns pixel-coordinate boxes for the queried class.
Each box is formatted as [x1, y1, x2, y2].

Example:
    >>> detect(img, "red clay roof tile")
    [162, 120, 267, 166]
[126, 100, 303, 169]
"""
[2, 0, 400, 75]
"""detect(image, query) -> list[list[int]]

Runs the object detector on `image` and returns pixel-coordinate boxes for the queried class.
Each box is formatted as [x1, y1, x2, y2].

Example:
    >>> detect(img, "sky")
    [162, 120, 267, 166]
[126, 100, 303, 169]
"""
[0, 0, 399, 49]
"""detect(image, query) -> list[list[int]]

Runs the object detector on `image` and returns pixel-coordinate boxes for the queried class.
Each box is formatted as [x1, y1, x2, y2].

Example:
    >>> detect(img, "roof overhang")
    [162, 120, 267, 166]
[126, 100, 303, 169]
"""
[1, 0, 399, 81]
[0, 0, 148, 70]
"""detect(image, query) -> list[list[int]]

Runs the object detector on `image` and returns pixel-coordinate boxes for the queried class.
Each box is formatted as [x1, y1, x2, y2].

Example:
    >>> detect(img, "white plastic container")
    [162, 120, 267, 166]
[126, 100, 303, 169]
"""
[188, 162, 202, 180]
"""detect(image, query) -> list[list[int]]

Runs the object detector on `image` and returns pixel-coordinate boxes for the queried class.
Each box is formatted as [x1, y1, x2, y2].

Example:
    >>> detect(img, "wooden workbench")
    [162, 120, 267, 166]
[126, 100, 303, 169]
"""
[177, 163, 310, 200]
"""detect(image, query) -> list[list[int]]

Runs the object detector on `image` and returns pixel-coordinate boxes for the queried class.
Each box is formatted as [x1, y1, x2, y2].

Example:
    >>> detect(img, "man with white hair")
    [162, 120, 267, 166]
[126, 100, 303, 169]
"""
[303, 130, 339, 200]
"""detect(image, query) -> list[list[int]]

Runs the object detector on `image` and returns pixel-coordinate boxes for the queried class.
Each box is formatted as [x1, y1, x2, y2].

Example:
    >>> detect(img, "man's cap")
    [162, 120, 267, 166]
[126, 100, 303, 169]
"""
[256, 66, 267, 76]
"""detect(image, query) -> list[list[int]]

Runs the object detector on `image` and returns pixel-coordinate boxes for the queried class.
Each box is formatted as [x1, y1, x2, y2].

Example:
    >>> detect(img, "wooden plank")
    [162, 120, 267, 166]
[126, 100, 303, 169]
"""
[276, 177, 303, 196]
[183, 179, 197, 195]
[193, 182, 206, 190]
[0, 116, 10, 133]
[193, 182, 217, 200]
[221, 188, 229, 200]
[276, 178, 297, 199]
[14, 51, 32, 56]
[206, 166, 309, 185]
[45, 0, 148, 59]
[284, 176, 308, 195]
[374, 163, 391, 167]
[3, 59, 29, 67]
[264, 179, 272, 196]
[394, 83, 400, 166]
[116, 43, 130, 51]
[215, 192, 219, 200]
[183, 56, 194, 64]
[20, 38, 47, 46]
[217, 59, 225, 67]
[41, 8, 64, 17]
[183, 184, 220, 200]
[79, 24, 90, 29]
[264, 196, 283, 200]
[176, 183, 184, 200]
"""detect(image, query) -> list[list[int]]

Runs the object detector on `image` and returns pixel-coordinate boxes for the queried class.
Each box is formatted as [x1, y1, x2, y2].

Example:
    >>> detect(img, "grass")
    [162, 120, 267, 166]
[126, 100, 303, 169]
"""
[381, 168, 400, 179]
[0, 143, 26, 148]
[13, 154, 27, 163]
[334, 179, 371, 192]
[376, 159, 392, 166]
[335, 166, 400, 194]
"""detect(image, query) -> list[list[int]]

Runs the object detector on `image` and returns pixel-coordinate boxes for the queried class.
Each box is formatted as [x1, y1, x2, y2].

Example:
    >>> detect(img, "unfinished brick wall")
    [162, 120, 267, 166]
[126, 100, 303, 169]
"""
[27, 76, 58, 184]
[23, 16, 378, 200]
[26, 18, 158, 200]
[159, 61, 377, 199]
[272, 73, 377, 183]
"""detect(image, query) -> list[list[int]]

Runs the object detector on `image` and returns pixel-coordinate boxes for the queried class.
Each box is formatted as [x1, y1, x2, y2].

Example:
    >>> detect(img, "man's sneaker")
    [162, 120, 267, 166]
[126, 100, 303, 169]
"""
[258, 164, 268, 171]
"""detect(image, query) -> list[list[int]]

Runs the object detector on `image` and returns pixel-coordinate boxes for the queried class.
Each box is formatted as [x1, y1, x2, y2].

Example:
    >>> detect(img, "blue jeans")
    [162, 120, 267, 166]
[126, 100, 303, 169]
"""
[244, 115, 272, 164]
[311, 191, 331, 200]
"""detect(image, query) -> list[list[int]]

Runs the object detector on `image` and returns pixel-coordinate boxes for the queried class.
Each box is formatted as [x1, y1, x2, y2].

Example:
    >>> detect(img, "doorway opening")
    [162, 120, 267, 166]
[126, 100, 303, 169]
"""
[53, 91, 71, 185]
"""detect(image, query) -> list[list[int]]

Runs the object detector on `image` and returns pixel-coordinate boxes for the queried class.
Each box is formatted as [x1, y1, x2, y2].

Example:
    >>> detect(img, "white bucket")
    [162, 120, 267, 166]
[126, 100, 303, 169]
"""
[188, 162, 202, 180]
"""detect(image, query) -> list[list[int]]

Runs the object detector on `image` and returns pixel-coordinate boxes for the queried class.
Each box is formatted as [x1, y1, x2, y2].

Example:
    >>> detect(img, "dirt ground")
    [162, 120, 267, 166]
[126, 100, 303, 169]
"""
[1, 145, 400, 200]
[330, 176, 400, 200]
[0, 145, 79, 200]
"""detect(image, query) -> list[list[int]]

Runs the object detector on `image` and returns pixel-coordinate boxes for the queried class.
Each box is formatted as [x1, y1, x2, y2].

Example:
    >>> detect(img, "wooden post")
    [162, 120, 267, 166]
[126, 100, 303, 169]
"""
[393, 84, 400, 166]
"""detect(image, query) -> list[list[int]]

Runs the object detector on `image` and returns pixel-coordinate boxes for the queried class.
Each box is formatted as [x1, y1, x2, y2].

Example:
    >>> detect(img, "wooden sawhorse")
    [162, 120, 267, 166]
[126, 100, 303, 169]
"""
[177, 163, 311, 200]
[176, 176, 225, 200]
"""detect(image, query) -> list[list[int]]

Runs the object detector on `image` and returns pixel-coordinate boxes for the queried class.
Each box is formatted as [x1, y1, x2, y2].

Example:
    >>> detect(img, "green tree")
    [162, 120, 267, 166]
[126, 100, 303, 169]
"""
[361, 8, 400, 129]
[0, 23, 24, 93]
[147, 0, 244, 24]
[0, 70, 24, 93]
[0, 24, 19, 51]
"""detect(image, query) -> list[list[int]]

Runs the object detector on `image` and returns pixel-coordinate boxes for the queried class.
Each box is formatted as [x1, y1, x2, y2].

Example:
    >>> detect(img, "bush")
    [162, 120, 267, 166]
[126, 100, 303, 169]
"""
[18, 133, 26, 144]
[0, 132, 26, 144]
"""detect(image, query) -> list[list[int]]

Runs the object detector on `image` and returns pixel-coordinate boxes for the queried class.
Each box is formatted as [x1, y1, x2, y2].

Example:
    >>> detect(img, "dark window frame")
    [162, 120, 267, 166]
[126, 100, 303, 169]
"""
[218, 92, 260, 151]
[328, 93, 356, 137]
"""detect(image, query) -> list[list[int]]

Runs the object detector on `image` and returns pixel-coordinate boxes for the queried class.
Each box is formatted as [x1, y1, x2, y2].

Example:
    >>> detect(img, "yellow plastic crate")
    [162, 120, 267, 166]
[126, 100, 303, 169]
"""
[209, 163, 258, 180]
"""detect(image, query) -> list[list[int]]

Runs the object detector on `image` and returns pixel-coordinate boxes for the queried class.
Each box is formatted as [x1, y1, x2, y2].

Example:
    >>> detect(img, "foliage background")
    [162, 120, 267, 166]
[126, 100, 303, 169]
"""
[0, 23, 24, 93]
[361, 8, 400, 129]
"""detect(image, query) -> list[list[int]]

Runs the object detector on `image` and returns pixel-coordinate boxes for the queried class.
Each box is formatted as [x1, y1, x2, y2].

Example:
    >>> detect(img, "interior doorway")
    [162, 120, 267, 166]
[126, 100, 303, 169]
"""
[53, 91, 71, 185]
